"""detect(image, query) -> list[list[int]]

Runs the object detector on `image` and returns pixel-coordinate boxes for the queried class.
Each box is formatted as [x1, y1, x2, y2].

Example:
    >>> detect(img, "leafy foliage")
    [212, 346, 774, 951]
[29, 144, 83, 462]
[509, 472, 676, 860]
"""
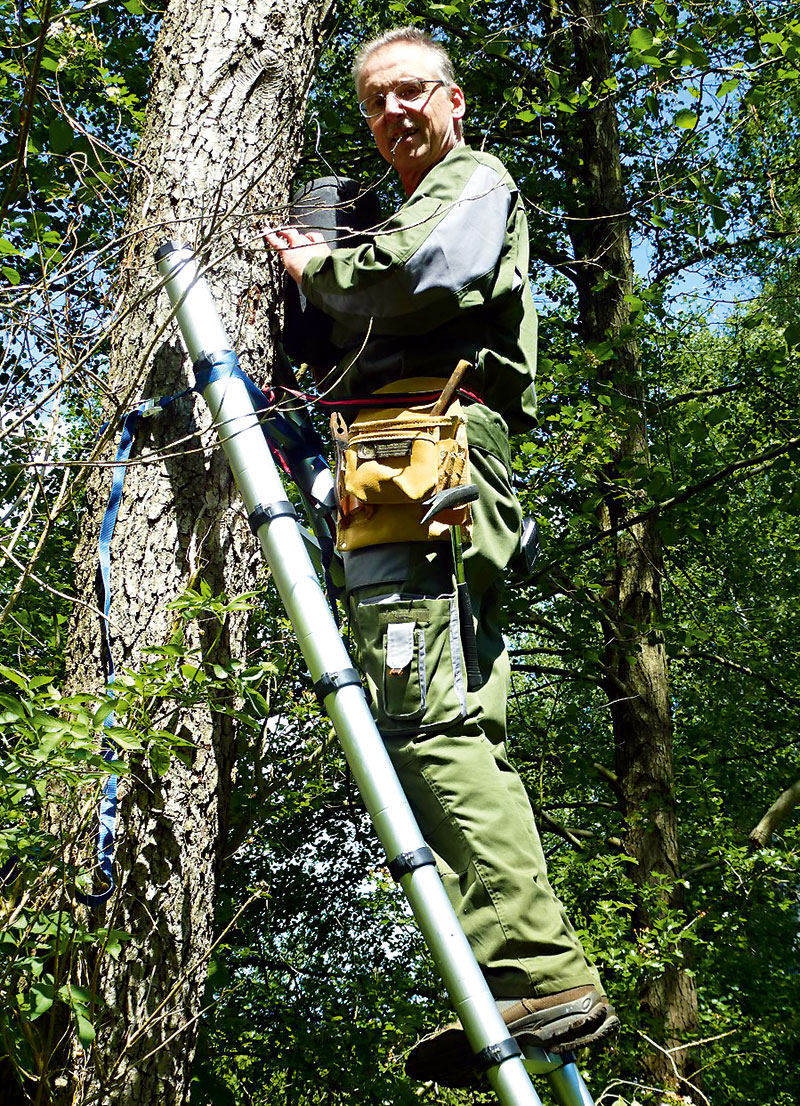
[2, 1, 800, 1105]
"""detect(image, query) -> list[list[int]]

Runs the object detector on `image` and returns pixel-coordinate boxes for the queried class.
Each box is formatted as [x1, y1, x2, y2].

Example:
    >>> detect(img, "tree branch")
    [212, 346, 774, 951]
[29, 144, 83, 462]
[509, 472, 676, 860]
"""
[749, 779, 800, 849]
[675, 649, 800, 706]
[534, 433, 800, 580]
[0, 0, 54, 228]
[650, 229, 797, 286]
[511, 663, 601, 685]
[649, 381, 748, 412]
[532, 806, 587, 851]
[593, 761, 625, 806]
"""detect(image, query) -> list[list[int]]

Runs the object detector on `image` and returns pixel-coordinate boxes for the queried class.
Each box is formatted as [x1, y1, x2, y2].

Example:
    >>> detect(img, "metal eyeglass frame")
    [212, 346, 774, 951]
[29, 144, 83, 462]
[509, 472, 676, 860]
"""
[358, 78, 445, 118]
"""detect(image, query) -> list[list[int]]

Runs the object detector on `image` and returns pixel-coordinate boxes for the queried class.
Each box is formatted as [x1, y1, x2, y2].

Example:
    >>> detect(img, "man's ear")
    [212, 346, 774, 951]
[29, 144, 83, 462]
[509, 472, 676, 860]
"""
[449, 83, 466, 121]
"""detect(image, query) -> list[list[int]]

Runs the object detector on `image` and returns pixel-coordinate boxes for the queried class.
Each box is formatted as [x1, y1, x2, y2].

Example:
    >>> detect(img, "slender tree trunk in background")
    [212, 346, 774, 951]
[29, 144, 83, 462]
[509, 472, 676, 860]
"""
[553, 0, 699, 1091]
[56, 0, 334, 1102]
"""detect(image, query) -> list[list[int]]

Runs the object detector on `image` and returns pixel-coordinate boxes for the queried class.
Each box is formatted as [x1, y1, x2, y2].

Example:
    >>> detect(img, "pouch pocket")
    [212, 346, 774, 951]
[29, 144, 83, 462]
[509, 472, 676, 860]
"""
[342, 412, 467, 505]
[351, 592, 467, 734]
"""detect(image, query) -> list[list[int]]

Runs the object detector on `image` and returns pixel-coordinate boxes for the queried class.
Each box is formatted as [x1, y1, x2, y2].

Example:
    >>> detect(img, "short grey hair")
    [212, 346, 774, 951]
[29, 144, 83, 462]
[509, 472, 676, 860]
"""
[352, 27, 455, 89]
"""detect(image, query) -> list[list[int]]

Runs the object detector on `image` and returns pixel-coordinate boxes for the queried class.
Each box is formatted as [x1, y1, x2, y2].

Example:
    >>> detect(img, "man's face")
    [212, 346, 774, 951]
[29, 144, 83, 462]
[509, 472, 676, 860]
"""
[357, 42, 465, 196]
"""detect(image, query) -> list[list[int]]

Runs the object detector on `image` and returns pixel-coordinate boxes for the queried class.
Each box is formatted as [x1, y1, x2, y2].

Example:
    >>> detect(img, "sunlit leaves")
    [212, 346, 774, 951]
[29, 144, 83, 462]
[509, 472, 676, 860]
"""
[2, 1, 800, 1103]
[674, 108, 698, 129]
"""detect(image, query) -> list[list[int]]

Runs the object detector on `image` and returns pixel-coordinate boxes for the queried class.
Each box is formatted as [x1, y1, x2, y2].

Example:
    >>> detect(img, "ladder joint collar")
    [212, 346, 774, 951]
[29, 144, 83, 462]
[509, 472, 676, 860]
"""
[476, 1036, 523, 1069]
[249, 500, 297, 534]
[312, 667, 361, 703]
[388, 846, 435, 882]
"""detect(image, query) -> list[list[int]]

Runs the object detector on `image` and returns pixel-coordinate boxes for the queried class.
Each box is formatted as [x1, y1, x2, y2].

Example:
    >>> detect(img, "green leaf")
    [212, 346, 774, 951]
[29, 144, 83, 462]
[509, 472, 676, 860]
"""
[28, 981, 55, 1020]
[75, 1009, 96, 1050]
[608, 6, 627, 33]
[29, 675, 54, 689]
[60, 984, 93, 1006]
[105, 728, 142, 751]
[92, 700, 116, 728]
[49, 118, 74, 155]
[629, 28, 654, 52]
[675, 109, 698, 129]
[0, 665, 28, 690]
[149, 746, 171, 776]
[0, 697, 25, 722]
[711, 204, 729, 230]
[101, 928, 132, 960]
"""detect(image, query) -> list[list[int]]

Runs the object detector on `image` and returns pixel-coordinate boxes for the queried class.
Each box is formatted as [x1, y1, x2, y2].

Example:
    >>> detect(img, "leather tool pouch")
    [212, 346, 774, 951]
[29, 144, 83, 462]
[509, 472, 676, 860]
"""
[332, 377, 471, 552]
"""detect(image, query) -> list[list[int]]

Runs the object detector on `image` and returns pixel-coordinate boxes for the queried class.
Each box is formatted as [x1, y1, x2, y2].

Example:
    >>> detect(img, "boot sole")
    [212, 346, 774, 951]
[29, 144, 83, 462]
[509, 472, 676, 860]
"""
[514, 1005, 620, 1054]
[507, 990, 618, 1052]
[405, 992, 619, 1086]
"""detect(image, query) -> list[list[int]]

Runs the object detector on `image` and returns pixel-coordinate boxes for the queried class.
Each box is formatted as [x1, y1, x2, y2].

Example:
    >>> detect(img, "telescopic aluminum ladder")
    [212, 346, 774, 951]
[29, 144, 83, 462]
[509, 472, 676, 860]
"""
[156, 242, 596, 1106]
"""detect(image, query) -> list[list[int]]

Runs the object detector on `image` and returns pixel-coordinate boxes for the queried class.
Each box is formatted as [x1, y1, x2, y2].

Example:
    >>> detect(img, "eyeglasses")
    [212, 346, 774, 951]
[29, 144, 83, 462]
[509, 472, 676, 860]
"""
[358, 78, 445, 119]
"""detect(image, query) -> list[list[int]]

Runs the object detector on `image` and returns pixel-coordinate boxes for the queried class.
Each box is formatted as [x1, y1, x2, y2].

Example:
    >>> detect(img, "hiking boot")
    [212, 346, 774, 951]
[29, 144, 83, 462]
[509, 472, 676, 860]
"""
[404, 986, 619, 1087]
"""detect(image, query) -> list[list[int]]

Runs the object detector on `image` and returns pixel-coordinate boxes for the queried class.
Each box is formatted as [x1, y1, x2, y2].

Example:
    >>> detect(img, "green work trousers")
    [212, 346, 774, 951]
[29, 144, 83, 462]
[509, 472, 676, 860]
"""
[344, 413, 601, 999]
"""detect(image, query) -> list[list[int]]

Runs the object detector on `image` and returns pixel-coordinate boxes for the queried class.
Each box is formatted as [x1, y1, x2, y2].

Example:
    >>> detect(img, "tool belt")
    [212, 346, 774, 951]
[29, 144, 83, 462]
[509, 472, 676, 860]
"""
[332, 375, 472, 552]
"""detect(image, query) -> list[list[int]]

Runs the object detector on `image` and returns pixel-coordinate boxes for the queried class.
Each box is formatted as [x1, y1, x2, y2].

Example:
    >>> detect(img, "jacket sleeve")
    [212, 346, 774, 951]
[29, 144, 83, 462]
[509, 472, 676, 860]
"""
[300, 154, 515, 337]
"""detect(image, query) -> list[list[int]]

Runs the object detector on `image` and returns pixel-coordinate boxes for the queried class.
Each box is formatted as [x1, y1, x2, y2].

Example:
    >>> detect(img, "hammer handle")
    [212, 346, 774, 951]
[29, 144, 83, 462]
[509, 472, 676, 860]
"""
[432, 359, 472, 416]
[456, 580, 483, 692]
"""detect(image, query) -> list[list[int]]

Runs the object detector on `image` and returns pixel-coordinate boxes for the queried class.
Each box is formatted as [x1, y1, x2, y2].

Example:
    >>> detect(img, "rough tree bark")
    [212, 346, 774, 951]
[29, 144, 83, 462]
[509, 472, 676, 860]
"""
[547, 0, 700, 1092]
[54, 1, 334, 1102]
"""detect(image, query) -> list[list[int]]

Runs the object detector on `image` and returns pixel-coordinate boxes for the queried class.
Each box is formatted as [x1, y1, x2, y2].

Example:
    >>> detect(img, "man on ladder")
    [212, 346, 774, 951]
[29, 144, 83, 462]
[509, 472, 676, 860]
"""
[267, 26, 618, 1087]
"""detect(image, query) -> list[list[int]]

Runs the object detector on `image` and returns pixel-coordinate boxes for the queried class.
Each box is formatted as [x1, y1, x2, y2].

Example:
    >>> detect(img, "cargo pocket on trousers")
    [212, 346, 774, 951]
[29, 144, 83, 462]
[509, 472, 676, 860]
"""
[353, 593, 467, 734]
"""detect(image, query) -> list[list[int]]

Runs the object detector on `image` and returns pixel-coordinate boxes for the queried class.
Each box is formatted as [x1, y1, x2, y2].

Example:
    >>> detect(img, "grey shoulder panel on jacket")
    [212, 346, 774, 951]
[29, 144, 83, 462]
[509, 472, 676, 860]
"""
[406, 159, 512, 296]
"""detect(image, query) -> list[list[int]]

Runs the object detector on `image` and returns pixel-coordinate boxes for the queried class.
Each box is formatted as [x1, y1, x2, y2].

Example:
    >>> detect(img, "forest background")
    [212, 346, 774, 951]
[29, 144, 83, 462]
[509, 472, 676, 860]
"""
[1, 1, 799, 1104]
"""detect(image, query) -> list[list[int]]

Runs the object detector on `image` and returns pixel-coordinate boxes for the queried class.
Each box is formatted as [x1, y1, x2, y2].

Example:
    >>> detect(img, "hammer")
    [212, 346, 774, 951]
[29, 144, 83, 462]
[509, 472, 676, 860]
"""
[421, 483, 483, 692]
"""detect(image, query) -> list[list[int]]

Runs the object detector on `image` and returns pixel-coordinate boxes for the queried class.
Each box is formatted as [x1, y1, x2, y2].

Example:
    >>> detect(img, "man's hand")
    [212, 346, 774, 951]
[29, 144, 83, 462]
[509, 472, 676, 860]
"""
[265, 226, 331, 286]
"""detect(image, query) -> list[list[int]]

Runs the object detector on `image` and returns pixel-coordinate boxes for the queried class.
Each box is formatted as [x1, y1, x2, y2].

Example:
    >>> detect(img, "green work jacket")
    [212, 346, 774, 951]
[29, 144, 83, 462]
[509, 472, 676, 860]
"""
[301, 144, 538, 441]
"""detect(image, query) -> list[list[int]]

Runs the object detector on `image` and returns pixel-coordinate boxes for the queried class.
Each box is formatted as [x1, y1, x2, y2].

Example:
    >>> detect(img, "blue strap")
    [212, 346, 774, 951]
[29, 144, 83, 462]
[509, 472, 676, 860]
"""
[193, 349, 267, 408]
[80, 356, 338, 905]
[79, 395, 186, 907]
[194, 351, 340, 599]
[194, 350, 330, 485]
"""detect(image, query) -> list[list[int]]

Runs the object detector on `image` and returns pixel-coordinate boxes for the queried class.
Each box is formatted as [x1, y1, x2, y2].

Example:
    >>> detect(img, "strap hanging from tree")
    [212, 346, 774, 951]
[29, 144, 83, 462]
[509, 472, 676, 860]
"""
[79, 369, 339, 905]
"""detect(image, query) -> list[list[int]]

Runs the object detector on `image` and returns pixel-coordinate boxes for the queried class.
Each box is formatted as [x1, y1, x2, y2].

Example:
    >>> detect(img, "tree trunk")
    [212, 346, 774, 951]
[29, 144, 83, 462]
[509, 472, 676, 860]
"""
[555, 0, 699, 1091]
[53, 1, 333, 1102]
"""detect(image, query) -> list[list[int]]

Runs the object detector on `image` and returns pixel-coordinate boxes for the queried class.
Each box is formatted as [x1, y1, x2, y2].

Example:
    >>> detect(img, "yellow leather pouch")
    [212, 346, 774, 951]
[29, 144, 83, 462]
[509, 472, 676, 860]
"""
[334, 377, 471, 552]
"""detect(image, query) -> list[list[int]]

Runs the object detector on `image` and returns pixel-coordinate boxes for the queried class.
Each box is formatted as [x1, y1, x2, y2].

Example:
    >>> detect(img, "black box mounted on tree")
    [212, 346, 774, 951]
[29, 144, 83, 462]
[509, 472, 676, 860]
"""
[281, 176, 382, 370]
